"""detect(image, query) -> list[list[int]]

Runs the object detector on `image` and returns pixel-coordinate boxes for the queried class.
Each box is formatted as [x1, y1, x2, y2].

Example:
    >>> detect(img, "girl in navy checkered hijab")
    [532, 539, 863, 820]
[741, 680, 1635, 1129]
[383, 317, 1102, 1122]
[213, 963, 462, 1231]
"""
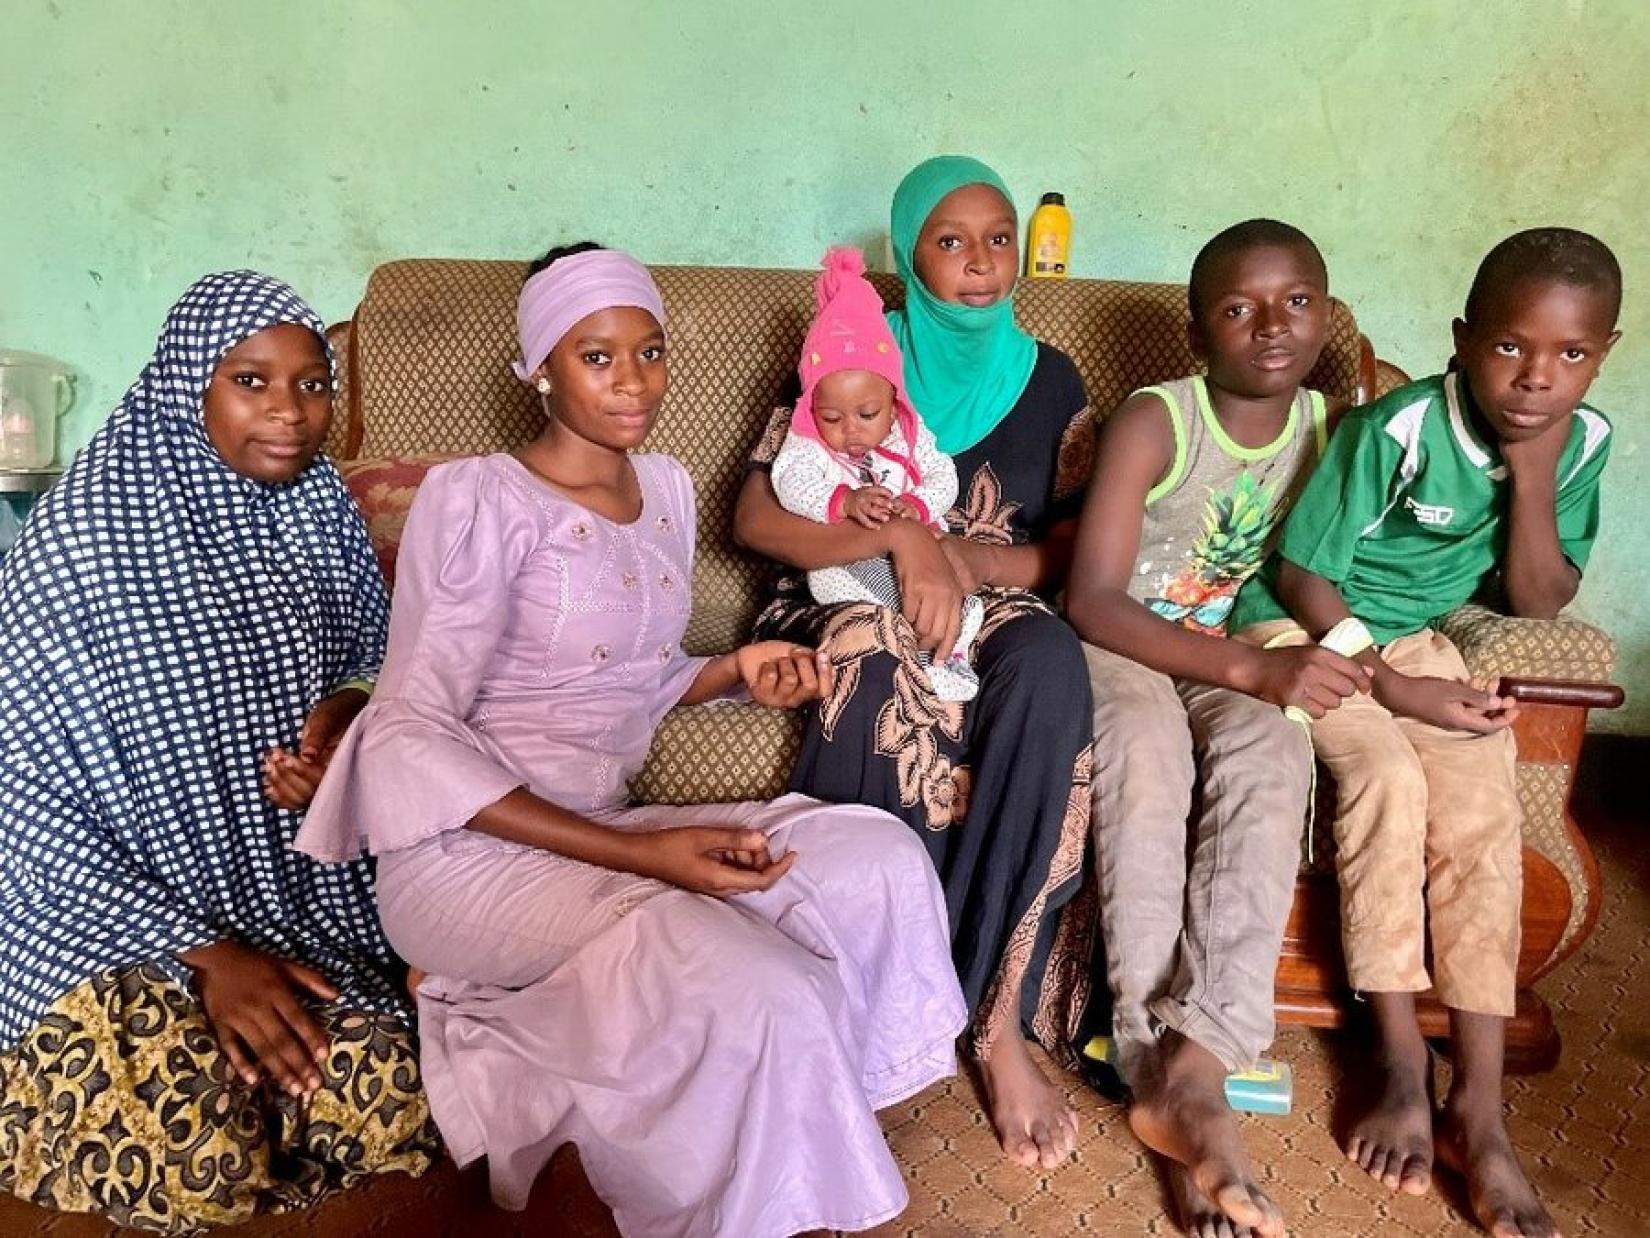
[0, 272, 435, 1231]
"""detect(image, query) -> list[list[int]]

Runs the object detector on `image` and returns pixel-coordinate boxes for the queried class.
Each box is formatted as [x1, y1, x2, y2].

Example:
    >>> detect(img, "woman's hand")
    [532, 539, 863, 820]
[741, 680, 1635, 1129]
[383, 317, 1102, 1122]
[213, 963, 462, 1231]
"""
[885, 519, 965, 661]
[735, 641, 835, 707]
[935, 534, 1000, 594]
[180, 939, 338, 1096]
[263, 748, 324, 810]
[624, 826, 797, 896]
[300, 686, 370, 761]
[263, 687, 370, 810]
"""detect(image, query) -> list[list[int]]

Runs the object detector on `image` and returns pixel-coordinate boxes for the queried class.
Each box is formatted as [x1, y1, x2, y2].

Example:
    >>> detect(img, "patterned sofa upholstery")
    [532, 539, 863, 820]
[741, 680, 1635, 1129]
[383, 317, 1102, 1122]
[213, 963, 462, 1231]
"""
[329, 259, 1618, 1067]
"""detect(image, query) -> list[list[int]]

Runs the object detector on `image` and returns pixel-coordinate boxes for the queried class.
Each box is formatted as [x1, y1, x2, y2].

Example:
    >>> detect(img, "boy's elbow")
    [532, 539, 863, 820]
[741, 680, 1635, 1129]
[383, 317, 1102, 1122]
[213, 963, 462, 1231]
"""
[1503, 558, 1582, 621]
[1064, 585, 1116, 647]
[1507, 577, 1577, 621]
[1505, 593, 1564, 621]
[1517, 601, 1564, 622]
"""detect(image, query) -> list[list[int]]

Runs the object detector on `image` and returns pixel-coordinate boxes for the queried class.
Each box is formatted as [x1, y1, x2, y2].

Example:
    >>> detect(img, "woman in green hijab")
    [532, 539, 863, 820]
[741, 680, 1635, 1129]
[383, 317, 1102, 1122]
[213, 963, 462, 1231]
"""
[736, 155, 1097, 1170]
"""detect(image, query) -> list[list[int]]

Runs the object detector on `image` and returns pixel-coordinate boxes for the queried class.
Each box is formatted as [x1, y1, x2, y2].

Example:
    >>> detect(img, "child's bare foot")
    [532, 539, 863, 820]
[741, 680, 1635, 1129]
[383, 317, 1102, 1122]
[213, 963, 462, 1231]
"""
[1169, 1163, 1270, 1238]
[1344, 1039, 1434, 1195]
[1128, 1032, 1284, 1237]
[405, 967, 426, 1003]
[977, 1029, 1079, 1169]
[1437, 1094, 1560, 1238]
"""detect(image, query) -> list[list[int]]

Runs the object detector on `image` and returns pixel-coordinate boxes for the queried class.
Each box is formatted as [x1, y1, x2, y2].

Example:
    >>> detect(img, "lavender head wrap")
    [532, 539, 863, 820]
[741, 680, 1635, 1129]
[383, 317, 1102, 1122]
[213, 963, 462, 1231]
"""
[512, 249, 666, 381]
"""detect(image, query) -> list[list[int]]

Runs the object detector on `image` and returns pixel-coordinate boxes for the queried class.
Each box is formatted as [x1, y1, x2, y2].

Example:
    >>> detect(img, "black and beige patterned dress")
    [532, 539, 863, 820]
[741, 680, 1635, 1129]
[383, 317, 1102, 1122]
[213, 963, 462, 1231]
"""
[749, 342, 1100, 1059]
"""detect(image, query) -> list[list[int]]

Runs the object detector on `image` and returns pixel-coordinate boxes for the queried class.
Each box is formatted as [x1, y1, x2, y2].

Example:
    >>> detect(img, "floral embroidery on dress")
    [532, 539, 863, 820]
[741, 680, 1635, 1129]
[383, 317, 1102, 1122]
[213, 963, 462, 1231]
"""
[1053, 403, 1098, 503]
[815, 603, 969, 831]
[975, 587, 1047, 648]
[750, 405, 791, 467]
[948, 465, 1022, 546]
[973, 741, 1094, 1059]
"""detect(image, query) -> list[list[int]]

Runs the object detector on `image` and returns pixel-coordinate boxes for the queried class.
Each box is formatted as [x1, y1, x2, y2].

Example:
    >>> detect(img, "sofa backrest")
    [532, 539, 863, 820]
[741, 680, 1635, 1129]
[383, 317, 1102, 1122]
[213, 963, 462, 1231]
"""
[335, 260, 1370, 652]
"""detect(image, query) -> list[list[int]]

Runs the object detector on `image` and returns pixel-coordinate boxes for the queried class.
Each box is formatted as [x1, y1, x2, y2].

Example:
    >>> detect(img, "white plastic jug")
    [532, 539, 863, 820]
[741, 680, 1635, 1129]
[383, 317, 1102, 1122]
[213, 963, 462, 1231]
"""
[0, 351, 75, 470]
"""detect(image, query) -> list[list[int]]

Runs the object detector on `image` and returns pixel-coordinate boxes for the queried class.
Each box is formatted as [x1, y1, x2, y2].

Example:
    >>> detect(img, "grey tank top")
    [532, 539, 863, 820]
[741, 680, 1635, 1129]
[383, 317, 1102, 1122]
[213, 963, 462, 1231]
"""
[1125, 374, 1326, 635]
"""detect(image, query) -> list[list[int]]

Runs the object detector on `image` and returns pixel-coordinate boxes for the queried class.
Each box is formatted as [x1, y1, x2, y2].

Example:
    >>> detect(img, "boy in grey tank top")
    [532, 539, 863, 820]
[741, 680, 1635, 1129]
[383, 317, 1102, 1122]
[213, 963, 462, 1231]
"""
[1065, 221, 1370, 1238]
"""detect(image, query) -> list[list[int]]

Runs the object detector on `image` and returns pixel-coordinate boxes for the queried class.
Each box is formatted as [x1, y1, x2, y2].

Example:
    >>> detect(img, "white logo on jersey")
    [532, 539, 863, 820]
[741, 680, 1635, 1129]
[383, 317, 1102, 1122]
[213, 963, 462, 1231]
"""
[1404, 496, 1454, 527]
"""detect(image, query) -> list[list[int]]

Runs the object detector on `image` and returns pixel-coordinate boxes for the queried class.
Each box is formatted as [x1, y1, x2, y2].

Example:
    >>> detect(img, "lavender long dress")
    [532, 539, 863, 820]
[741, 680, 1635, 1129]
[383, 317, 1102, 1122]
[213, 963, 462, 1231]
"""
[296, 453, 966, 1238]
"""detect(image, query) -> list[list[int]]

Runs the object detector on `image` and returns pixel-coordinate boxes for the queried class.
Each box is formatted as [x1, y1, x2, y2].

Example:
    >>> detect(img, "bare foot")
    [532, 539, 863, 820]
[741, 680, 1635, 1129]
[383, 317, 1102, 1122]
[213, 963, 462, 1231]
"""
[1344, 1039, 1434, 1195]
[1437, 1095, 1560, 1238]
[977, 1030, 1078, 1169]
[405, 967, 427, 1003]
[1128, 1033, 1284, 1238]
[1170, 1163, 1266, 1238]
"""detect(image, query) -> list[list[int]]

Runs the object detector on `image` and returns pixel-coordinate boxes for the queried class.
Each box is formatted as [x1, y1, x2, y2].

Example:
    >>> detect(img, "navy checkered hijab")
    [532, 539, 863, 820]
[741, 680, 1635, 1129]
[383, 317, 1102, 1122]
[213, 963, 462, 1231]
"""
[0, 271, 400, 1045]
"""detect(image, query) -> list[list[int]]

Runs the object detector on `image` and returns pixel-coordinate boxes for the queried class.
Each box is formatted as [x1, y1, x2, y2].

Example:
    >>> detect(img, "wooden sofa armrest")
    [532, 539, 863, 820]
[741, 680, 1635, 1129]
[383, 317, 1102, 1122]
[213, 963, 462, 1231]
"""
[1354, 336, 1378, 406]
[1373, 356, 1412, 399]
[1499, 677, 1625, 710]
[324, 316, 366, 462]
[1354, 348, 1411, 406]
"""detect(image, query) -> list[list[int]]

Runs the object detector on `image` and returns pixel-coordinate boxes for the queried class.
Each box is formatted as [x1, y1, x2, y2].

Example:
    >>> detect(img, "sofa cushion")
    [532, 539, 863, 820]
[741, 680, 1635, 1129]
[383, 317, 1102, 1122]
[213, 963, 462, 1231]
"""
[629, 703, 803, 806]
[1438, 603, 1616, 684]
[338, 454, 460, 587]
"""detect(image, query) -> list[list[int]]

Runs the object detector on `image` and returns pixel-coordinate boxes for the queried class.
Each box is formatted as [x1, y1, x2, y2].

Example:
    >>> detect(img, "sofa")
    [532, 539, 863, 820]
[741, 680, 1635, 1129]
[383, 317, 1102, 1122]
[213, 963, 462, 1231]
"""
[325, 258, 1621, 1070]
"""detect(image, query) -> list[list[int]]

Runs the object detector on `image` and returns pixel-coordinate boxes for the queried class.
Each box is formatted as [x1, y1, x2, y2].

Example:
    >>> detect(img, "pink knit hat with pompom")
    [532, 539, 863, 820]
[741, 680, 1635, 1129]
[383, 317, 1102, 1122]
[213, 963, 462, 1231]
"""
[791, 247, 922, 485]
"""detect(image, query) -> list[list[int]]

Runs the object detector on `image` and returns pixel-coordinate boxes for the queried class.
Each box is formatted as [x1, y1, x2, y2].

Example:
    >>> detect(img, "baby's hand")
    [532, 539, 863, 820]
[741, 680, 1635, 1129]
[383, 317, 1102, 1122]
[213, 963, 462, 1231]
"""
[890, 496, 925, 522]
[841, 485, 895, 529]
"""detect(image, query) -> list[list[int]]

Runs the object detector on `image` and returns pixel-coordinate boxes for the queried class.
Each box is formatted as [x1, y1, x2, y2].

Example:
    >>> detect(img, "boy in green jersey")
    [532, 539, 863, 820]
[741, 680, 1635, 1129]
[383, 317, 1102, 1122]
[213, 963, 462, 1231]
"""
[1235, 228, 1621, 1238]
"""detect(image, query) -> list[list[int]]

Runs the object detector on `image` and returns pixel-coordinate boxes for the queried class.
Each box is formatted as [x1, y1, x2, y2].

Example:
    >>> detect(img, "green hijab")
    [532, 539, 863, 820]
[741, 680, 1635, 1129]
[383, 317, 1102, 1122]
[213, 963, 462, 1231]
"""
[886, 155, 1039, 455]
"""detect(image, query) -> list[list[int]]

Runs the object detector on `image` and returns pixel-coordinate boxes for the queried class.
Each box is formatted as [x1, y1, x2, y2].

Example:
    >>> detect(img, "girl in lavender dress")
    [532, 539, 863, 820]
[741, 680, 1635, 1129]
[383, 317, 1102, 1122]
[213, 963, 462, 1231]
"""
[297, 244, 966, 1238]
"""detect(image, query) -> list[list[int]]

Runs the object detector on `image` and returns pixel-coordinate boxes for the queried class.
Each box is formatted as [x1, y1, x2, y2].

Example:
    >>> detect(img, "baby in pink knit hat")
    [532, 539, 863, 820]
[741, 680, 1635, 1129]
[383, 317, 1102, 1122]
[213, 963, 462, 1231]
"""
[772, 247, 984, 701]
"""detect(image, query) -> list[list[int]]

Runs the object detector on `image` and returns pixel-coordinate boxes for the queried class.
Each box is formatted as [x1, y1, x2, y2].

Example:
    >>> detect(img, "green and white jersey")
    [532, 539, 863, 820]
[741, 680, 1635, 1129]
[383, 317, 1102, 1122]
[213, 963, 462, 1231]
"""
[1232, 372, 1612, 644]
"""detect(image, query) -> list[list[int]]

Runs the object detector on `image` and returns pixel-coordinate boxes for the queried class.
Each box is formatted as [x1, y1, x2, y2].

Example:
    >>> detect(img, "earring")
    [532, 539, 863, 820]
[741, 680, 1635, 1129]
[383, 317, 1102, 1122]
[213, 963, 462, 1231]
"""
[535, 377, 552, 394]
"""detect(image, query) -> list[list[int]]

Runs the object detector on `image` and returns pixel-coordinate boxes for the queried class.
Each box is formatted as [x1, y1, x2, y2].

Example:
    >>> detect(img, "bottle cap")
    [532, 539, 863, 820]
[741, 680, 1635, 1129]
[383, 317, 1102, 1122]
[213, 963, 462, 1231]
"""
[1039, 192, 1065, 206]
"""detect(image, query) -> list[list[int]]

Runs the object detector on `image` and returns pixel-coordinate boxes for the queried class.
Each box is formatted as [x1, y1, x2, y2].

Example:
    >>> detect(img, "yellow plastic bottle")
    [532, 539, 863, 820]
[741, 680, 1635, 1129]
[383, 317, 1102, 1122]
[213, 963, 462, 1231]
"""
[1026, 192, 1072, 279]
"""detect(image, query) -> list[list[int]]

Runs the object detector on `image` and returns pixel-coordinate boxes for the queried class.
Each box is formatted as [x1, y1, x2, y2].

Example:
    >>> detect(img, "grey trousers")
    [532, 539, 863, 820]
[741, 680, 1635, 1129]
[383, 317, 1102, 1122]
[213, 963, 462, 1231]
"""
[1085, 641, 1312, 1079]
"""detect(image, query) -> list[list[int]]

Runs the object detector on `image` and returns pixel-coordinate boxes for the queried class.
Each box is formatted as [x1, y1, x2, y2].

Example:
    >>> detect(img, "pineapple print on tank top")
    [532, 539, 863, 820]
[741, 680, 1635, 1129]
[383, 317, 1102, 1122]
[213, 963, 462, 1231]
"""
[1126, 375, 1327, 635]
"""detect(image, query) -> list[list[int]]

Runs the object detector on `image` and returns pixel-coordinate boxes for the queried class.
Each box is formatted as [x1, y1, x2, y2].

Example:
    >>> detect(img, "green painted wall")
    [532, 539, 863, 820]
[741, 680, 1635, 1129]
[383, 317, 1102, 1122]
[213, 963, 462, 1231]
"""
[6, 1, 1647, 729]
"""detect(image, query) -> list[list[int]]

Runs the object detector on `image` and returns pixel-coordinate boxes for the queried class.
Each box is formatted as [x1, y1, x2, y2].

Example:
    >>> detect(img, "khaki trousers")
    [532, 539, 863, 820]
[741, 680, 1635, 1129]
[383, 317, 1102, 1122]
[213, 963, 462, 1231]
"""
[1243, 622, 1522, 1016]
[1086, 640, 1312, 1078]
